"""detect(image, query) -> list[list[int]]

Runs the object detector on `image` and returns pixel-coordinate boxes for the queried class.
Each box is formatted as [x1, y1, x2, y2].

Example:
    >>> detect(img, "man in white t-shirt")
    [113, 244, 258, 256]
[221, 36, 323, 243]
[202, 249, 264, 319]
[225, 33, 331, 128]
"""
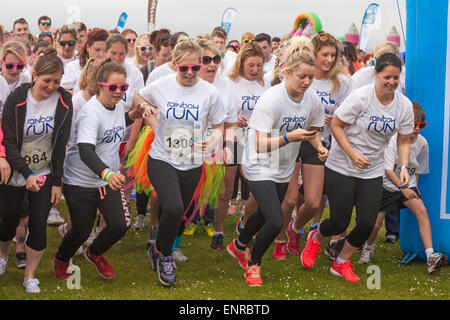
[255, 33, 276, 74]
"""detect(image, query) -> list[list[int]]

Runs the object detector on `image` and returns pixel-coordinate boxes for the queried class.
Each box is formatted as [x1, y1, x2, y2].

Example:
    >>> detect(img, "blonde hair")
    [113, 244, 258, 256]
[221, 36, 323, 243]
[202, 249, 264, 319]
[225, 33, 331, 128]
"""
[228, 42, 265, 86]
[241, 32, 255, 43]
[171, 36, 202, 65]
[283, 36, 316, 71]
[94, 59, 127, 95]
[196, 38, 221, 56]
[133, 33, 152, 67]
[374, 41, 399, 60]
[56, 24, 78, 41]
[0, 41, 27, 64]
[79, 57, 101, 98]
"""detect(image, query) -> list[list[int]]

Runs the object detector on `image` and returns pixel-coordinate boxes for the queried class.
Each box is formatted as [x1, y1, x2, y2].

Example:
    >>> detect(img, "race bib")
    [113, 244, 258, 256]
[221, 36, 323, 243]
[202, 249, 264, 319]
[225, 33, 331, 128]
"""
[21, 143, 52, 173]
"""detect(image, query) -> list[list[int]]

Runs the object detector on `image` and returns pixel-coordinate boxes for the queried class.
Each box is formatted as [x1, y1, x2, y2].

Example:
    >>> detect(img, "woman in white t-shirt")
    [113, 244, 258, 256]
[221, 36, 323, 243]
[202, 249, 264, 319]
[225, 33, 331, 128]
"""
[131, 33, 154, 69]
[136, 37, 225, 287]
[300, 53, 414, 283]
[61, 28, 109, 94]
[56, 24, 78, 68]
[0, 48, 73, 293]
[54, 60, 145, 282]
[214, 42, 269, 249]
[226, 37, 327, 287]
[288, 32, 354, 260]
[359, 103, 448, 273]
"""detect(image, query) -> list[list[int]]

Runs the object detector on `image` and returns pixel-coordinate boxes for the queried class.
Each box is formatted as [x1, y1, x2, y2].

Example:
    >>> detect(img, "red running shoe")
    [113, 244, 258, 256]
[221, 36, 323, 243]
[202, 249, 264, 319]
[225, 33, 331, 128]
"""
[286, 221, 301, 255]
[85, 246, 115, 279]
[227, 239, 250, 270]
[52, 254, 71, 280]
[272, 241, 287, 260]
[330, 259, 361, 282]
[300, 230, 322, 268]
[245, 264, 262, 287]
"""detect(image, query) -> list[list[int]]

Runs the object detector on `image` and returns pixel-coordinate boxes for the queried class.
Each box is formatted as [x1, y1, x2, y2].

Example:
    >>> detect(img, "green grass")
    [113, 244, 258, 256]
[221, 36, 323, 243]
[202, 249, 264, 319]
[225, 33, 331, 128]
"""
[0, 200, 448, 300]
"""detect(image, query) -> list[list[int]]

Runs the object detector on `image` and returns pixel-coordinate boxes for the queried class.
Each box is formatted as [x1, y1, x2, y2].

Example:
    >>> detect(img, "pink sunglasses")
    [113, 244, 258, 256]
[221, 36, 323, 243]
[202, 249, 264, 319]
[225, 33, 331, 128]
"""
[175, 62, 202, 73]
[2, 60, 26, 71]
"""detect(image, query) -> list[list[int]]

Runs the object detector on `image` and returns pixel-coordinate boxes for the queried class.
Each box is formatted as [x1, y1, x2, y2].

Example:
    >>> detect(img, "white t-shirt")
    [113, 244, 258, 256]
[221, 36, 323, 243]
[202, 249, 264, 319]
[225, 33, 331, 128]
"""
[63, 96, 127, 188]
[0, 73, 32, 97]
[325, 84, 414, 179]
[222, 50, 237, 74]
[383, 133, 429, 192]
[139, 74, 226, 171]
[225, 76, 270, 146]
[145, 63, 175, 86]
[59, 55, 76, 68]
[352, 66, 405, 93]
[69, 91, 89, 147]
[0, 76, 9, 116]
[242, 83, 324, 183]
[9, 90, 59, 187]
[309, 74, 353, 143]
[263, 54, 276, 74]
[61, 59, 82, 93]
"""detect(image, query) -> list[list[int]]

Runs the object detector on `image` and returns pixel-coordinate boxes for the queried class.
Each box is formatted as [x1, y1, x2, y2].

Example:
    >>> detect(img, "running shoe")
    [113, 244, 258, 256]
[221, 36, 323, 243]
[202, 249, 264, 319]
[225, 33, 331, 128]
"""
[245, 264, 262, 287]
[427, 253, 448, 274]
[84, 246, 115, 279]
[52, 254, 71, 280]
[0, 257, 7, 275]
[23, 278, 40, 293]
[210, 233, 224, 250]
[384, 234, 397, 243]
[228, 200, 237, 216]
[235, 217, 245, 235]
[240, 203, 246, 216]
[183, 223, 197, 236]
[330, 259, 360, 282]
[132, 214, 147, 231]
[300, 230, 322, 269]
[325, 238, 345, 260]
[148, 244, 159, 272]
[47, 208, 65, 225]
[146, 225, 158, 249]
[204, 223, 215, 238]
[172, 248, 189, 262]
[15, 252, 26, 269]
[358, 245, 375, 264]
[85, 227, 100, 246]
[286, 221, 302, 256]
[227, 239, 250, 270]
[157, 255, 177, 286]
[273, 241, 287, 260]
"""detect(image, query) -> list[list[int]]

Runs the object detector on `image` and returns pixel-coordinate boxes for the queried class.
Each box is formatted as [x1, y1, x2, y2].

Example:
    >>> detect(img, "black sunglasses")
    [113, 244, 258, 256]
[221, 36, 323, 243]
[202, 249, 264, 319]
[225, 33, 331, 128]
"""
[202, 55, 221, 65]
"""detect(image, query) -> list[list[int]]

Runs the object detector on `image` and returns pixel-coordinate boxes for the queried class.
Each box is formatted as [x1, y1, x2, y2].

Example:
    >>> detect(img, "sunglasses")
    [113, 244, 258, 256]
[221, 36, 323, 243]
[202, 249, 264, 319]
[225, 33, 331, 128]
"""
[159, 34, 170, 41]
[2, 60, 26, 70]
[243, 39, 254, 44]
[316, 32, 336, 43]
[40, 21, 51, 27]
[138, 46, 154, 52]
[58, 40, 77, 47]
[98, 82, 130, 92]
[202, 55, 221, 65]
[127, 38, 136, 43]
[414, 121, 427, 129]
[175, 62, 201, 73]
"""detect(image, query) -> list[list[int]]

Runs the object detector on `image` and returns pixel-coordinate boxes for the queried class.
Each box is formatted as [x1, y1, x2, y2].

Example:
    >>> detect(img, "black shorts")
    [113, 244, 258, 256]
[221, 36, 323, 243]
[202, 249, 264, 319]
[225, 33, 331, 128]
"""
[379, 187, 421, 212]
[296, 141, 327, 166]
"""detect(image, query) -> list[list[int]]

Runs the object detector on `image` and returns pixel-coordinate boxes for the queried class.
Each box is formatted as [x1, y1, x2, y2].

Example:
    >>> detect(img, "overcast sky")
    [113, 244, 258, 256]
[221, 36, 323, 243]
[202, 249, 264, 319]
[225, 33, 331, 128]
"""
[1, 0, 407, 51]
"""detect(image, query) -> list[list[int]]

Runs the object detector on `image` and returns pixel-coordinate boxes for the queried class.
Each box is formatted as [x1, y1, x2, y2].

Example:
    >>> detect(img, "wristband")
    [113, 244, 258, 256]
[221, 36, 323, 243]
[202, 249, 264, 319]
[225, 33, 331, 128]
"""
[283, 134, 290, 144]
[27, 173, 36, 180]
[101, 169, 112, 180]
[104, 172, 114, 182]
[401, 166, 409, 171]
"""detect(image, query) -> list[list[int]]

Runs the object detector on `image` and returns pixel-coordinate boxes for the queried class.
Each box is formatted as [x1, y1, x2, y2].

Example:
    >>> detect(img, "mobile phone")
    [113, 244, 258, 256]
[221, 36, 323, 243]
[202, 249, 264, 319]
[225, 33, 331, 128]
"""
[308, 126, 324, 132]
[37, 176, 47, 188]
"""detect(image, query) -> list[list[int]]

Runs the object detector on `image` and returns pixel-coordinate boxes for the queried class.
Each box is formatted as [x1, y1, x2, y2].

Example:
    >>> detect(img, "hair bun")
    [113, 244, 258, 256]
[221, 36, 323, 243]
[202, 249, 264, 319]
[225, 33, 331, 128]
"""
[36, 46, 58, 58]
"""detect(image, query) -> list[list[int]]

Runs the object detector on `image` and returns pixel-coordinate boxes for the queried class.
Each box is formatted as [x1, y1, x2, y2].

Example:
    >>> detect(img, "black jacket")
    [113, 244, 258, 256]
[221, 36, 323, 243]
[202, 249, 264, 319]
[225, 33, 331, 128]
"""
[1, 83, 73, 186]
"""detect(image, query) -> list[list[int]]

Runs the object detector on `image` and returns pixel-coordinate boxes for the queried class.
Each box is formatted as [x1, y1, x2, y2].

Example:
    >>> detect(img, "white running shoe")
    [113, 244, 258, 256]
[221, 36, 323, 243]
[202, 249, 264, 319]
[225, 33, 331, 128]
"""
[47, 208, 65, 225]
[85, 227, 100, 246]
[132, 215, 147, 231]
[58, 223, 69, 237]
[23, 278, 40, 293]
[0, 258, 8, 275]
[359, 245, 375, 264]
[172, 248, 189, 262]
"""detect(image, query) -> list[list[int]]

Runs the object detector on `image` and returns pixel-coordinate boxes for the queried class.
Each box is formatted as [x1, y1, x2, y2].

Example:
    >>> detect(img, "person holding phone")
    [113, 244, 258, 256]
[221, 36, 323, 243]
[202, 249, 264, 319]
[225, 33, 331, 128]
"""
[0, 47, 72, 293]
[227, 36, 327, 287]
[300, 53, 413, 283]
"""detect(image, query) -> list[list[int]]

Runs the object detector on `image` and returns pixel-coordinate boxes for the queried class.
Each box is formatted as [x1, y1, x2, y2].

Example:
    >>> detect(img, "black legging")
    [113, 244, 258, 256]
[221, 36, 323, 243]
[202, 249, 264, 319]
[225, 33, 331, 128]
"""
[148, 157, 202, 256]
[56, 184, 130, 261]
[238, 180, 289, 265]
[320, 167, 383, 248]
[231, 168, 250, 201]
[0, 177, 52, 251]
[136, 191, 150, 216]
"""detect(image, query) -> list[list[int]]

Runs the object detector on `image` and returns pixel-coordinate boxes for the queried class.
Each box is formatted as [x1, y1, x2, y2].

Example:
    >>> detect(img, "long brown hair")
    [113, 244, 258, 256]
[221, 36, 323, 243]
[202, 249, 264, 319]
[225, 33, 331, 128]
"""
[79, 28, 109, 68]
[32, 46, 64, 86]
